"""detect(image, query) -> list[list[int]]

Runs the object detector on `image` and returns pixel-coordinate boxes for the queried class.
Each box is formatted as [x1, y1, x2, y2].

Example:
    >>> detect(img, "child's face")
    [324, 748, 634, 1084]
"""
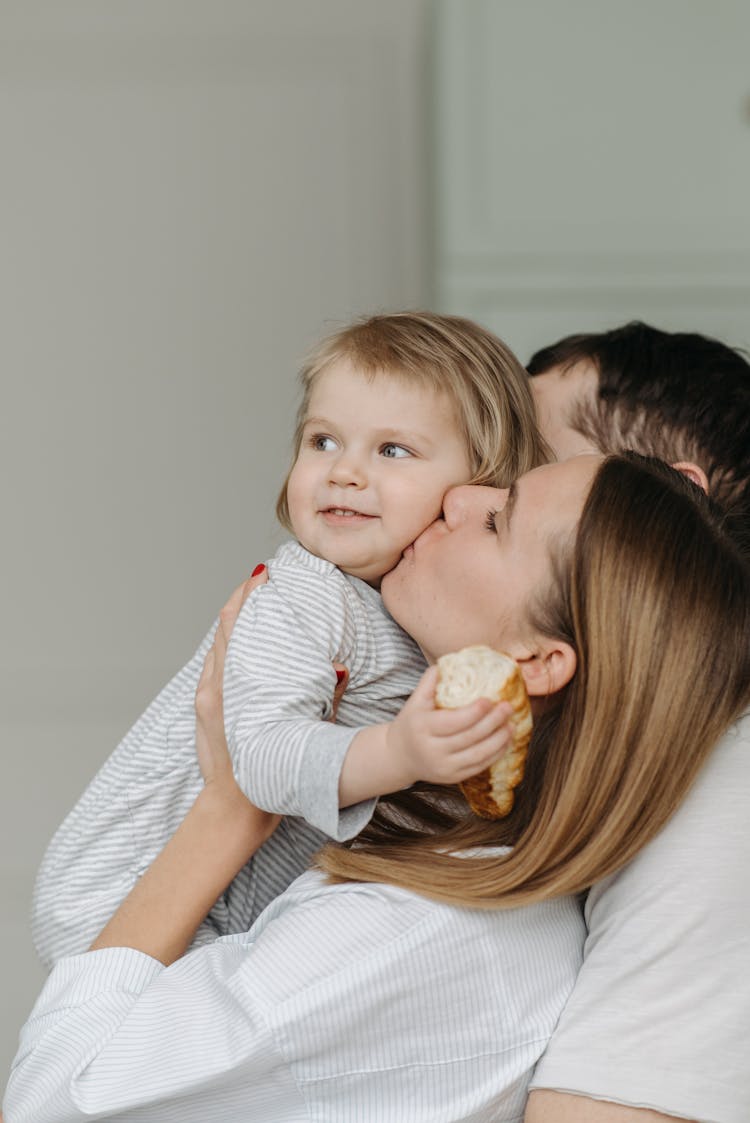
[286, 359, 473, 586]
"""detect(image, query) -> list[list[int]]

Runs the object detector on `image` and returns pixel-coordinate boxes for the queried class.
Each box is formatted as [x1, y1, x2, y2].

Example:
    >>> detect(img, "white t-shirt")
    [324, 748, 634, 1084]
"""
[5, 869, 585, 1123]
[530, 710, 750, 1123]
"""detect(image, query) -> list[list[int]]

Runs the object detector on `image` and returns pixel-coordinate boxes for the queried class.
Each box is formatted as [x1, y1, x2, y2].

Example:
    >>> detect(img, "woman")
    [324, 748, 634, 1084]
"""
[4, 453, 750, 1123]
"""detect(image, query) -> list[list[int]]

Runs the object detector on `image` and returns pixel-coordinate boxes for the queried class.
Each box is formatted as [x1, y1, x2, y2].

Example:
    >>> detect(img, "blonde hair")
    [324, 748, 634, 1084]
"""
[276, 311, 549, 530]
[318, 453, 750, 907]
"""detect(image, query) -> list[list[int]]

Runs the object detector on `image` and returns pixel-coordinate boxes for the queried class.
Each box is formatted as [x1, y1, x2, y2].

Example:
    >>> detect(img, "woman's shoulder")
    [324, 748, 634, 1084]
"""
[227, 867, 584, 1005]
[242, 867, 436, 943]
[216, 865, 583, 1107]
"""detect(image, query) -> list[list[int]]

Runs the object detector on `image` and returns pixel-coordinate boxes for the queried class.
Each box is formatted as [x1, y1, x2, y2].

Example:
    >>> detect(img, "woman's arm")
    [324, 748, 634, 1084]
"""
[89, 784, 270, 965]
[91, 577, 279, 966]
[31, 615, 223, 969]
[526, 1092, 694, 1123]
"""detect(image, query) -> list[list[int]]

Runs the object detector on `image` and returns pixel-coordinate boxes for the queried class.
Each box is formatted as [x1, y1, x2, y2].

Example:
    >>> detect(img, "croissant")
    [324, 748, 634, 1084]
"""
[435, 645, 532, 819]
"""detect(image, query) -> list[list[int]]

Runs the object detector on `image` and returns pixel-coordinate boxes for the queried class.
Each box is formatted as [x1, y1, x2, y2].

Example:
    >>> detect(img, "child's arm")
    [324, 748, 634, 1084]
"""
[337, 665, 514, 807]
[223, 547, 410, 841]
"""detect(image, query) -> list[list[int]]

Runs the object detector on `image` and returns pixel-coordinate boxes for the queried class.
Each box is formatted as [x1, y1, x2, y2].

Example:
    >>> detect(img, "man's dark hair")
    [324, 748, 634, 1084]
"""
[527, 321, 750, 522]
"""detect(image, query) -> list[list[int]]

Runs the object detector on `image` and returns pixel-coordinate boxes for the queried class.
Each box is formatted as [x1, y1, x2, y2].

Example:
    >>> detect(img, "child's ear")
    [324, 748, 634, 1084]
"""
[672, 461, 709, 494]
[513, 640, 577, 699]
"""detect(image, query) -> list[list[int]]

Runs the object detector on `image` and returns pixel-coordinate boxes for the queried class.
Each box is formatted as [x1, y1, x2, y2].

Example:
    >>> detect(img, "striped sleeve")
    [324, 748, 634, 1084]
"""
[222, 545, 378, 840]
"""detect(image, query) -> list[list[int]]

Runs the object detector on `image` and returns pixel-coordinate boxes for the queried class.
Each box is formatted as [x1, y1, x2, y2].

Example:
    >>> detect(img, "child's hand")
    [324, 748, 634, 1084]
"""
[385, 665, 514, 787]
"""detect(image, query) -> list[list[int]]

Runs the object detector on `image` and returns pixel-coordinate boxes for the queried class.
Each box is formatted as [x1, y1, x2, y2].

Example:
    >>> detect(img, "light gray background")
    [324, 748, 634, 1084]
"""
[2, 0, 749, 1085]
[0, 0, 432, 1077]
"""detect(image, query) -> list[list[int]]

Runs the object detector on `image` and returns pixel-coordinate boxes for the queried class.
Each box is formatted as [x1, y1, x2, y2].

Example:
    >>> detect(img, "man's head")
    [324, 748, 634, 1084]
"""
[527, 321, 750, 521]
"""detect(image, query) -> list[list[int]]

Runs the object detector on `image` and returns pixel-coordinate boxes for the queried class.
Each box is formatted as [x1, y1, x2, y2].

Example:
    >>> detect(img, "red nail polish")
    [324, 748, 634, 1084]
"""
[335, 668, 346, 684]
[251, 563, 266, 577]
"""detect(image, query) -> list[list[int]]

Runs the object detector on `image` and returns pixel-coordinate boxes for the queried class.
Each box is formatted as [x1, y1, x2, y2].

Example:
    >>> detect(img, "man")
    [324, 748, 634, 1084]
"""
[524, 322, 750, 1123]
[527, 321, 750, 521]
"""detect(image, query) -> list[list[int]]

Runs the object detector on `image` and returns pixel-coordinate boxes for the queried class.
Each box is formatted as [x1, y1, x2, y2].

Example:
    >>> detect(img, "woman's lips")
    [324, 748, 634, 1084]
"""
[411, 518, 447, 550]
[400, 518, 447, 561]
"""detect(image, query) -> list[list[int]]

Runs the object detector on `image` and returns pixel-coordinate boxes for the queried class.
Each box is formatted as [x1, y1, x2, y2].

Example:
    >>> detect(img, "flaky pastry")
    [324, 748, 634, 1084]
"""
[435, 645, 532, 819]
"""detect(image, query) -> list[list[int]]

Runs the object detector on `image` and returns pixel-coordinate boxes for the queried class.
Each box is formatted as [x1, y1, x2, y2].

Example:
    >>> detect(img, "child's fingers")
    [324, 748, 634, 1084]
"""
[444, 702, 513, 754]
[410, 664, 441, 706]
[429, 699, 511, 739]
[449, 726, 514, 782]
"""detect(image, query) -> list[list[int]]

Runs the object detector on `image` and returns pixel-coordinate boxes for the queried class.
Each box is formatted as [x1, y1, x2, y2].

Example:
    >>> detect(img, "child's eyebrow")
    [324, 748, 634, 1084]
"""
[374, 427, 436, 446]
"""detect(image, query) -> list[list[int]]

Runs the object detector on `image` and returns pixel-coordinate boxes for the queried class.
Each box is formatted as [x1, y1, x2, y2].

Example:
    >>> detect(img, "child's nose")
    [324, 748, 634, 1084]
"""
[329, 450, 367, 488]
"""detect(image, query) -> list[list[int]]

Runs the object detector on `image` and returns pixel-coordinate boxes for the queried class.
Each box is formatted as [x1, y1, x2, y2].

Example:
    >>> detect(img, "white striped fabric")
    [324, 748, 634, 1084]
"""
[7, 868, 586, 1122]
[31, 541, 426, 968]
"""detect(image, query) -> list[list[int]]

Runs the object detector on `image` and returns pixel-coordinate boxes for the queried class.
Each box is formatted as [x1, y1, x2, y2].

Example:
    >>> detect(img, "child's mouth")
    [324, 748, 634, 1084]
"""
[321, 507, 376, 523]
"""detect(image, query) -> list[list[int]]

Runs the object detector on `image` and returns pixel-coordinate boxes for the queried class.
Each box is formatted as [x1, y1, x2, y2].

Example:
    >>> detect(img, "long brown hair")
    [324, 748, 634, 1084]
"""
[276, 311, 549, 530]
[318, 453, 750, 907]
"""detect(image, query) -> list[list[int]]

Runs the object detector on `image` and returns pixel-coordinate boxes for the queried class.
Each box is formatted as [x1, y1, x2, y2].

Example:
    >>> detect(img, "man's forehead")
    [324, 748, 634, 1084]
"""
[529, 361, 600, 461]
[530, 358, 598, 397]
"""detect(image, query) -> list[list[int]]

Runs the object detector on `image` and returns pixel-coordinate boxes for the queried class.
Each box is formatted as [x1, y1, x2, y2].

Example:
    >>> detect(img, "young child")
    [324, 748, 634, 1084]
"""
[32, 311, 548, 966]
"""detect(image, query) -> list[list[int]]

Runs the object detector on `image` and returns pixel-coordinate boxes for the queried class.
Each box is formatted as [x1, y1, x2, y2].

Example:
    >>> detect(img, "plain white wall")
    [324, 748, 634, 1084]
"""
[0, 0, 432, 1079]
[434, 0, 750, 359]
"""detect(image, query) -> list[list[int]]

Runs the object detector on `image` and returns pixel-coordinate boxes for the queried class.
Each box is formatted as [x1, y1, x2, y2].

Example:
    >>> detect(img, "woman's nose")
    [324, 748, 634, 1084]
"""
[442, 484, 510, 528]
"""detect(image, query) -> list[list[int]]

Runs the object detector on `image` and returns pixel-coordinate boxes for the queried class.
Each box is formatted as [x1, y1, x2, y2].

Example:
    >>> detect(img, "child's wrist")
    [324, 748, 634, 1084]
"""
[384, 723, 419, 790]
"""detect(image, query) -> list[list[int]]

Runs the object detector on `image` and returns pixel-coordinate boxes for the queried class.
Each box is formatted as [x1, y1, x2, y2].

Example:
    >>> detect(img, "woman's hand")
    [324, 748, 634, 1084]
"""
[201, 563, 349, 736]
[195, 572, 262, 788]
[195, 570, 281, 845]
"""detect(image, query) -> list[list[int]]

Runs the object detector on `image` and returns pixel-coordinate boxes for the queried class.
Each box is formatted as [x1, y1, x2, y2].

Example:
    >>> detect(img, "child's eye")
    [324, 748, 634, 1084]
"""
[484, 509, 498, 533]
[381, 443, 412, 459]
[311, 434, 338, 452]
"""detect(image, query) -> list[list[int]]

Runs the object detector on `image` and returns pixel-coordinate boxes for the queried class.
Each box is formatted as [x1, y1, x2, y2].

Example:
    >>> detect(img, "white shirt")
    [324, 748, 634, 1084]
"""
[530, 711, 750, 1123]
[6, 868, 585, 1123]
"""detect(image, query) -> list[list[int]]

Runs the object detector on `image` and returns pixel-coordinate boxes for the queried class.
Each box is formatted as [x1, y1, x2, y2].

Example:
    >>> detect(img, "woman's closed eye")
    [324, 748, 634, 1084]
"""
[381, 443, 413, 459]
[484, 508, 499, 533]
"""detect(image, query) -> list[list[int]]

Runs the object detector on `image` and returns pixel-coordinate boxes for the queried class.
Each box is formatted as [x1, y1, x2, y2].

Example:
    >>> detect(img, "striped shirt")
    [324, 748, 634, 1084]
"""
[32, 541, 426, 967]
[7, 868, 585, 1122]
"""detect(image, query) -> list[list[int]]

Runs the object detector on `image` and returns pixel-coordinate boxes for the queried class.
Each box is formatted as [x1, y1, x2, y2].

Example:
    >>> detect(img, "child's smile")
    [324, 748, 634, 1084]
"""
[286, 358, 473, 586]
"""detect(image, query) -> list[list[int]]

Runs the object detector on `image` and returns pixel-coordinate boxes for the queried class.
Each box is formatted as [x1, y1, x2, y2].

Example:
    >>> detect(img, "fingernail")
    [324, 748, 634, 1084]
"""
[335, 668, 346, 684]
[251, 564, 266, 577]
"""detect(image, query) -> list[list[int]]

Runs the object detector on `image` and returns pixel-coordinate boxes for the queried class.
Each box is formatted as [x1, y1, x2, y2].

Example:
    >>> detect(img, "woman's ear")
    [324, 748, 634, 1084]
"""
[672, 460, 709, 494]
[514, 639, 577, 698]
